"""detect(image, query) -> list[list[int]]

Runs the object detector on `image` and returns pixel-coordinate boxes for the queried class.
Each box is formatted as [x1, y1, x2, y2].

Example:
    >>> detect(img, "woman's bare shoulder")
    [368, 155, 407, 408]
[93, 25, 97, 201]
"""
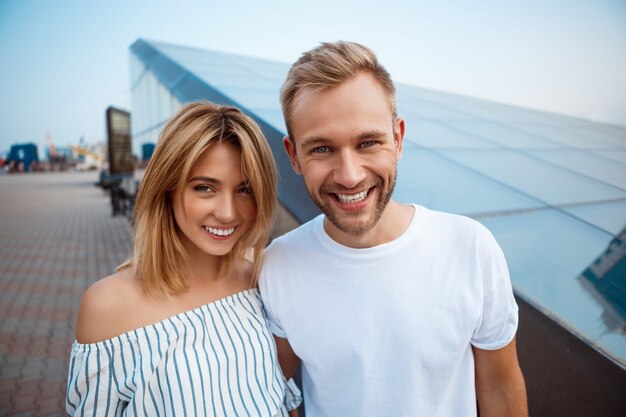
[75, 268, 143, 344]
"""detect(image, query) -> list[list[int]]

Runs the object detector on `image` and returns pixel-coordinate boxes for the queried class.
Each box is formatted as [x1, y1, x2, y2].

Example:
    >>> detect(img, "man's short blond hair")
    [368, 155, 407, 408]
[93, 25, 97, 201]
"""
[280, 41, 397, 141]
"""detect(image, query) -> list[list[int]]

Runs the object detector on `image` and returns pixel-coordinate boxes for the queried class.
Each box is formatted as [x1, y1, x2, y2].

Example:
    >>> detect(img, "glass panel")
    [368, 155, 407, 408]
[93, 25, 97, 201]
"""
[398, 99, 477, 121]
[196, 70, 277, 89]
[397, 83, 485, 109]
[131, 69, 181, 155]
[129, 52, 146, 89]
[395, 144, 541, 215]
[221, 54, 290, 82]
[162, 46, 288, 90]
[453, 121, 561, 149]
[564, 125, 626, 147]
[155, 44, 239, 73]
[564, 201, 626, 236]
[530, 150, 626, 190]
[451, 103, 534, 124]
[176, 54, 233, 70]
[403, 116, 497, 149]
[440, 150, 626, 205]
[397, 83, 584, 126]
[481, 209, 626, 366]
[514, 124, 614, 149]
[593, 150, 626, 166]
[461, 104, 586, 126]
[219, 87, 281, 110]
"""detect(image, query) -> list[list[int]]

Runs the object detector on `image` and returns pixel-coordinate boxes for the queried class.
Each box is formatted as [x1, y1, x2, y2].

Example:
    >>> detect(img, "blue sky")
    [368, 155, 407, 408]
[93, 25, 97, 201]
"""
[1, 0, 625, 154]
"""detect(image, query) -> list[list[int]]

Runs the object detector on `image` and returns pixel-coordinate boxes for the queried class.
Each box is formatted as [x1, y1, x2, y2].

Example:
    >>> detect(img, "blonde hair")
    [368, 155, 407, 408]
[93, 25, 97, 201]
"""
[280, 41, 396, 141]
[119, 102, 277, 298]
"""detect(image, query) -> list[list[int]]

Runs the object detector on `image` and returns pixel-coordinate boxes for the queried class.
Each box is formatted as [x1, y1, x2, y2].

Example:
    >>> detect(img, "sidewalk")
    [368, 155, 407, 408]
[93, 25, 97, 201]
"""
[0, 171, 133, 416]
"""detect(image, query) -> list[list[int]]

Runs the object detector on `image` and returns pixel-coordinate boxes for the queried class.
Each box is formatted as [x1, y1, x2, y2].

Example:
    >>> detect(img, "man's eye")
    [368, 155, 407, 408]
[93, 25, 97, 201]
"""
[311, 146, 330, 154]
[360, 140, 378, 148]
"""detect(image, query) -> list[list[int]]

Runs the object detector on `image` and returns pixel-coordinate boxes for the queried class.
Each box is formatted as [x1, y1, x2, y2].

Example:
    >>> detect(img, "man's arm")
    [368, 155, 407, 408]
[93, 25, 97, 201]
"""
[275, 336, 301, 380]
[473, 337, 528, 417]
[274, 337, 301, 416]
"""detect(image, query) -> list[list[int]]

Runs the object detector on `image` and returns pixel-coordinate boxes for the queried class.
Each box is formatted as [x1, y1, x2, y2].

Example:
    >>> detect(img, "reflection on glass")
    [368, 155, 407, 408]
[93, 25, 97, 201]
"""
[579, 227, 626, 334]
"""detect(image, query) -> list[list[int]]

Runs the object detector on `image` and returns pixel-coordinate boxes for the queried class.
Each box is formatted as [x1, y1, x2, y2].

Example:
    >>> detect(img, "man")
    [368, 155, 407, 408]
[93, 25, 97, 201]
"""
[259, 41, 528, 417]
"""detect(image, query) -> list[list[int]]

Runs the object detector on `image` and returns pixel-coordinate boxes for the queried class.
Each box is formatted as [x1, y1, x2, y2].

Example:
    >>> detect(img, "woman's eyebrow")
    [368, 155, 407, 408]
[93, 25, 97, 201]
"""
[188, 176, 220, 184]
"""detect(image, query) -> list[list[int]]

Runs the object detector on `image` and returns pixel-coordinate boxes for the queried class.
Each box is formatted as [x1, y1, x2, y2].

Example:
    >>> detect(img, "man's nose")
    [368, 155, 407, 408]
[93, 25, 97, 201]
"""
[332, 149, 366, 189]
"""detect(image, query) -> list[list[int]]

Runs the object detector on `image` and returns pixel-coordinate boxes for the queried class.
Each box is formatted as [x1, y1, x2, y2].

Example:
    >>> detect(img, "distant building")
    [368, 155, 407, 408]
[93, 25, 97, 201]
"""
[7, 143, 39, 172]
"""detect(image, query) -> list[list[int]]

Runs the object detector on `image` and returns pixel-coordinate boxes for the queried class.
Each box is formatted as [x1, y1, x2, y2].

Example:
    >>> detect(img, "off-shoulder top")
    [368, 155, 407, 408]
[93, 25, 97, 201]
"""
[66, 288, 300, 416]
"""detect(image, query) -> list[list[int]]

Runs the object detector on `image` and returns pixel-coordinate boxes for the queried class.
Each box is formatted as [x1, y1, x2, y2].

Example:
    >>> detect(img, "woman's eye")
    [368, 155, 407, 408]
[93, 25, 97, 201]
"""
[193, 185, 214, 193]
[239, 186, 254, 195]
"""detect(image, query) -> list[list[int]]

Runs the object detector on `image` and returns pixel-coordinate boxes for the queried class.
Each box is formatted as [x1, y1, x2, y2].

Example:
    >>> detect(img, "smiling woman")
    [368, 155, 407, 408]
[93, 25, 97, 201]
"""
[65, 102, 301, 416]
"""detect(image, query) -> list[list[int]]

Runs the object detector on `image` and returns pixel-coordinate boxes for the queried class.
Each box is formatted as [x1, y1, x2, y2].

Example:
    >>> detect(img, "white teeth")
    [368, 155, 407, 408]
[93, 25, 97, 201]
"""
[203, 226, 235, 236]
[336, 190, 368, 203]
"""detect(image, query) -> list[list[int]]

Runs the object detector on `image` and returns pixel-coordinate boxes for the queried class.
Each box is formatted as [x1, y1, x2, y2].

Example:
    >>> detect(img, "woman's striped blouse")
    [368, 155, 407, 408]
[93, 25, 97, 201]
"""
[66, 288, 300, 416]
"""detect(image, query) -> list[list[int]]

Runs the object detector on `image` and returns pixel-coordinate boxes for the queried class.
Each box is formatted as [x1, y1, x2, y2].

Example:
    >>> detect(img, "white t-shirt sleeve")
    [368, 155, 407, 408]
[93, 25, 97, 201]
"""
[258, 249, 288, 339]
[471, 226, 519, 350]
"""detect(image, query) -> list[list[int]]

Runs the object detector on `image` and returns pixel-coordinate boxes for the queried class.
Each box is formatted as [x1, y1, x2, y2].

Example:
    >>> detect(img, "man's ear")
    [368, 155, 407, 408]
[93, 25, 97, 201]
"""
[283, 136, 302, 175]
[393, 117, 406, 160]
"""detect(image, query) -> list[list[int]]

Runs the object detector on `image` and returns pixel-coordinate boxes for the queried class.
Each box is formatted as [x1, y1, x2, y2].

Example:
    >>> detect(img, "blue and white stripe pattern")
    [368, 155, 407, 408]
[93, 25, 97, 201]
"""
[66, 288, 300, 416]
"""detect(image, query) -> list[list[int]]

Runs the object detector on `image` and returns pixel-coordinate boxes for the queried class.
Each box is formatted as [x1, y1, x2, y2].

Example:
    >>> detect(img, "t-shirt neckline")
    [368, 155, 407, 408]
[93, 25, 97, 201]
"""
[313, 204, 424, 259]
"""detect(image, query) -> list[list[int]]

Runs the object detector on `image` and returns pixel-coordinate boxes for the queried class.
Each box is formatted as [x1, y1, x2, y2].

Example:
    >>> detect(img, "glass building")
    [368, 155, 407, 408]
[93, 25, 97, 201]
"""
[130, 39, 626, 376]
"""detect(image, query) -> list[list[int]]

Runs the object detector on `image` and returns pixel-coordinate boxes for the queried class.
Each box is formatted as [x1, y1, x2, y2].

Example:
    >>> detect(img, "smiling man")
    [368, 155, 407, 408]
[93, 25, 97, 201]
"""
[259, 41, 528, 417]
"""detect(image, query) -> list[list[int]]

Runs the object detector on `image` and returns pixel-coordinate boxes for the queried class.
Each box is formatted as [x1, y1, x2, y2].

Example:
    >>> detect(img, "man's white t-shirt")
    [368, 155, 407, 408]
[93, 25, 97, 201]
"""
[259, 205, 518, 417]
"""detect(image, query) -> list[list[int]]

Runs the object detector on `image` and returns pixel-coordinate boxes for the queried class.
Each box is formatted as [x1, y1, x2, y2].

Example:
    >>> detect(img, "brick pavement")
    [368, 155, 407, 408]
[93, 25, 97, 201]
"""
[0, 171, 133, 416]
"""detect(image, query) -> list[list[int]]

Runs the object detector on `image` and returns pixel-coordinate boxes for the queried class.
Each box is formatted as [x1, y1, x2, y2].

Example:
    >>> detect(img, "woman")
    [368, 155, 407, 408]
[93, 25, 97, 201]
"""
[66, 103, 300, 416]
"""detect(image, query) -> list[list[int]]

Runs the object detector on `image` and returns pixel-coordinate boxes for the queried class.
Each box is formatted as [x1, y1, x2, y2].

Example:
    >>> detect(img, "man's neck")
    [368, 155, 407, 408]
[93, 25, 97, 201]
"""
[324, 200, 415, 249]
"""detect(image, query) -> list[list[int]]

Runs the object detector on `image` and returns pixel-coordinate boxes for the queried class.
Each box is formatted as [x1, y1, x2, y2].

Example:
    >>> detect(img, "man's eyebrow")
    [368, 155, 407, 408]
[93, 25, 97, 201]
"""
[300, 136, 330, 149]
[357, 130, 386, 140]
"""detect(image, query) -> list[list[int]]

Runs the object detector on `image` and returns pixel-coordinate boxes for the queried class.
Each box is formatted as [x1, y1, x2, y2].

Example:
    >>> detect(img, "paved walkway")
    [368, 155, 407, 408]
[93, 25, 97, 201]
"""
[0, 171, 133, 416]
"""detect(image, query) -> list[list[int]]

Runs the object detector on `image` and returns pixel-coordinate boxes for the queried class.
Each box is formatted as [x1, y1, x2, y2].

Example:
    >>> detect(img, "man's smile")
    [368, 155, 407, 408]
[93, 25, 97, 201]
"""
[335, 189, 370, 204]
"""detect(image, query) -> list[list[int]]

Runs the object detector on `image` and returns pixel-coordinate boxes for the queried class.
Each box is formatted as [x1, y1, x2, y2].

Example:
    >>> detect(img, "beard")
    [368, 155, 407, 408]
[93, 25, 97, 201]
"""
[303, 167, 397, 236]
